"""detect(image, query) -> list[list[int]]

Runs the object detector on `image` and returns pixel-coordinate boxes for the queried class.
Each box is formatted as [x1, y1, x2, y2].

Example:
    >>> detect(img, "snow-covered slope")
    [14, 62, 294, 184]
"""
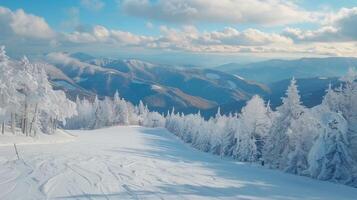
[0, 126, 356, 200]
[0, 130, 75, 147]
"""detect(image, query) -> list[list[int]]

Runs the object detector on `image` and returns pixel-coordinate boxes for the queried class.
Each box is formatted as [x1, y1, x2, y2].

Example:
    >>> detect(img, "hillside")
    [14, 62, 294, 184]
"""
[1, 126, 356, 199]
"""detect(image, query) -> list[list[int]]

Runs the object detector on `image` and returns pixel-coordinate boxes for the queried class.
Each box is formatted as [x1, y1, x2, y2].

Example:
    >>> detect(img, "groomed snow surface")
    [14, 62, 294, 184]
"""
[0, 126, 356, 200]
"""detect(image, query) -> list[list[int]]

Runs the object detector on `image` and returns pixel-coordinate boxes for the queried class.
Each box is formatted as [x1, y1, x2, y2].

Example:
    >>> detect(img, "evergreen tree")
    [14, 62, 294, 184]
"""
[263, 78, 305, 169]
[234, 95, 272, 162]
[308, 111, 356, 185]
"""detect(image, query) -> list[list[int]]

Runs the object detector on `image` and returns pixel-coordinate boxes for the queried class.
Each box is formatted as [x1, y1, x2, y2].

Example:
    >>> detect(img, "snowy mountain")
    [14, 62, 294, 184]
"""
[44, 52, 352, 117]
[216, 57, 357, 83]
[45, 52, 269, 114]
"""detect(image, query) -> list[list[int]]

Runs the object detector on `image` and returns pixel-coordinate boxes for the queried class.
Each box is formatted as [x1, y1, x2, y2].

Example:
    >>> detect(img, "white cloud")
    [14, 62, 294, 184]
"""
[201, 28, 293, 46]
[121, 0, 313, 26]
[63, 25, 154, 46]
[1, 5, 357, 58]
[0, 6, 54, 39]
[283, 26, 340, 42]
[80, 0, 105, 11]
[330, 7, 357, 40]
[283, 7, 357, 42]
[62, 24, 294, 53]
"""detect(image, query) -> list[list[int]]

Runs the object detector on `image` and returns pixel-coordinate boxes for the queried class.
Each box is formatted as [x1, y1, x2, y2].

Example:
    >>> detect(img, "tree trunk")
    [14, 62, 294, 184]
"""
[53, 117, 57, 134]
[11, 113, 15, 134]
[1, 122, 4, 134]
[29, 103, 38, 137]
[50, 117, 54, 134]
[24, 102, 28, 136]
[21, 114, 25, 134]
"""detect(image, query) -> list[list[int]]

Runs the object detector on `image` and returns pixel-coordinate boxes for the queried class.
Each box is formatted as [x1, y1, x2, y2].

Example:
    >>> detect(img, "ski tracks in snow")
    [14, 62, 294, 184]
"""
[1, 126, 357, 200]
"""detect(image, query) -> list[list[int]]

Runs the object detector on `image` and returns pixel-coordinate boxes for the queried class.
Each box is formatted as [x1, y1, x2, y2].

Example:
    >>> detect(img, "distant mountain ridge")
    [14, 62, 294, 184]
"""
[44, 52, 349, 117]
[44, 52, 269, 115]
[216, 57, 357, 83]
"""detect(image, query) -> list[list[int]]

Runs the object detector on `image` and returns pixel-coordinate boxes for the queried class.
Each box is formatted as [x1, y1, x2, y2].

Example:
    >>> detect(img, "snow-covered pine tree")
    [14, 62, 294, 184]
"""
[190, 112, 205, 148]
[284, 109, 320, 175]
[220, 113, 238, 157]
[137, 100, 148, 125]
[308, 110, 356, 185]
[210, 108, 227, 156]
[263, 78, 305, 169]
[234, 95, 272, 162]
[113, 90, 130, 125]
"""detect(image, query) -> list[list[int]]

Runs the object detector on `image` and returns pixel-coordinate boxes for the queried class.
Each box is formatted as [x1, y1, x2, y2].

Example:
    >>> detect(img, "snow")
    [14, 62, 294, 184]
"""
[206, 73, 221, 79]
[124, 59, 155, 68]
[74, 77, 88, 83]
[0, 130, 75, 147]
[0, 126, 356, 200]
[227, 80, 237, 89]
[151, 84, 164, 91]
[234, 74, 245, 80]
[52, 80, 77, 90]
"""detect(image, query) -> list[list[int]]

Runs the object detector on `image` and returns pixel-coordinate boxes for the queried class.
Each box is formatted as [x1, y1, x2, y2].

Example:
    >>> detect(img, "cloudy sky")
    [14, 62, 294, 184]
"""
[1, 0, 357, 66]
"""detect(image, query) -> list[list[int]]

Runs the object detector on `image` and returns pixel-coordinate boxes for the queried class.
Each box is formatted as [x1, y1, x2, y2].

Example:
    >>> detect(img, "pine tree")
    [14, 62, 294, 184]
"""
[263, 78, 305, 169]
[234, 95, 272, 162]
[308, 111, 356, 185]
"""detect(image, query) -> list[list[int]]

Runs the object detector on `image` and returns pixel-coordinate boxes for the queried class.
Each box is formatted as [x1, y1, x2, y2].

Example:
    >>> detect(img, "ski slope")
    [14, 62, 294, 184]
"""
[0, 126, 356, 200]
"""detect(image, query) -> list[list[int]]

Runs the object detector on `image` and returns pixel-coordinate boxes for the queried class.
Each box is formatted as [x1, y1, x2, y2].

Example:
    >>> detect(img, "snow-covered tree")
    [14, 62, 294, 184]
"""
[322, 69, 357, 162]
[263, 78, 306, 169]
[220, 113, 239, 157]
[113, 91, 129, 125]
[0, 46, 18, 134]
[284, 109, 320, 175]
[143, 111, 166, 127]
[210, 108, 227, 156]
[234, 95, 272, 162]
[0, 46, 76, 135]
[308, 110, 356, 185]
[137, 100, 149, 126]
[323, 68, 357, 124]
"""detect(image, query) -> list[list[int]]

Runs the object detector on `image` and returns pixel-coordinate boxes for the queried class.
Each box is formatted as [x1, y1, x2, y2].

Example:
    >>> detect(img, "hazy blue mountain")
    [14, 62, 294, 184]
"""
[70, 52, 96, 62]
[45, 53, 349, 117]
[216, 57, 357, 83]
[45, 52, 269, 114]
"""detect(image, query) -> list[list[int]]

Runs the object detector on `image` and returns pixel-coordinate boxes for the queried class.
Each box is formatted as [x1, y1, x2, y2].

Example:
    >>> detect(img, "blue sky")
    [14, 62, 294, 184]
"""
[0, 0, 357, 66]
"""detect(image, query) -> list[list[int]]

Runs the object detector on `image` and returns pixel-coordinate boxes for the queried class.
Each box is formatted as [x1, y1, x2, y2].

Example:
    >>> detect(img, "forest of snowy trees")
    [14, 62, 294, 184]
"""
[165, 73, 357, 187]
[65, 92, 165, 130]
[1, 45, 357, 187]
[0, 46, 76, 136]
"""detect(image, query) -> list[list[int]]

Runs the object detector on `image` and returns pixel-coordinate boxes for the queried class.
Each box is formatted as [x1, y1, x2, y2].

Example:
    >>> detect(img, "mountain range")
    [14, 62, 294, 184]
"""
[216, 57, 357, 83]
[43, 52, 352, 117]
[44, 52, 268, 115]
